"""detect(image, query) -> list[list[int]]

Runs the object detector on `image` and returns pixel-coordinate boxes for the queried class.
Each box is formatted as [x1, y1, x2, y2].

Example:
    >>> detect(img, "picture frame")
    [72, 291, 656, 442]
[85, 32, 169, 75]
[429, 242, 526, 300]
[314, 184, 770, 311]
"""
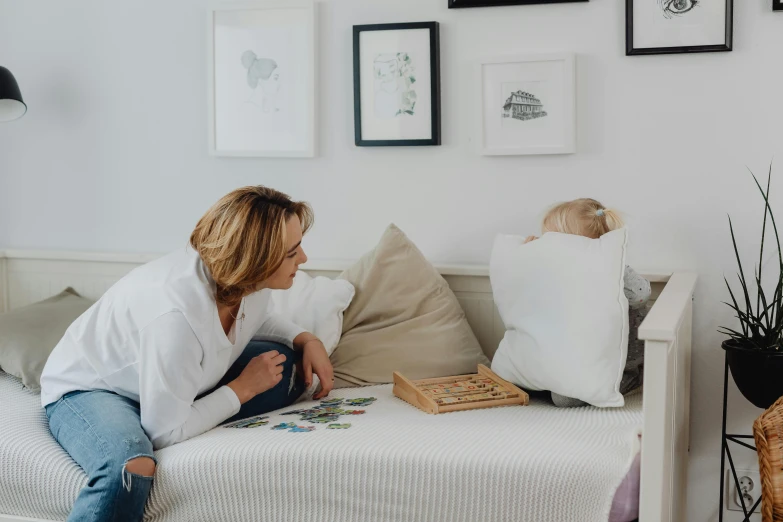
[775, 0, 783, 11]
[478, 53, 576, 156]
[449, 0, 586, 7]
[207, 0, 316, 157]
[626, 0, 733, 56]
[353, 22, 441, 147]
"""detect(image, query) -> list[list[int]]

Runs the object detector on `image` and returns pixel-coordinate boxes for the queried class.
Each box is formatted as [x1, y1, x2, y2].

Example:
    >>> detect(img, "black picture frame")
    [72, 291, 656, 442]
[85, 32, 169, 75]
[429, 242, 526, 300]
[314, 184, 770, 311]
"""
[775, 0, 783, 11]
[449, 0, 586, 7]
[626, 0, 733, 56]
[353, 22, 441, 147]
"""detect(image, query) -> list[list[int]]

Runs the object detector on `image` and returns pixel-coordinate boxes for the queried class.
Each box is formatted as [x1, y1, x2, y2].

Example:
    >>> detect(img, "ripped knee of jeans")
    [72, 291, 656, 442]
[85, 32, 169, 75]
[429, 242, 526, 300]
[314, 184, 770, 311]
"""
[121, 454, 157, 493]
[122, 436, 143, 448]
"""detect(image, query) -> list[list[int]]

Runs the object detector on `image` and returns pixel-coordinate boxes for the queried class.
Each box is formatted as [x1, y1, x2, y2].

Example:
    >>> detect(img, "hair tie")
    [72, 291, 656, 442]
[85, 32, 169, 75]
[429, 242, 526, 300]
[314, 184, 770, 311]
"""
[596, 209, 605, 217]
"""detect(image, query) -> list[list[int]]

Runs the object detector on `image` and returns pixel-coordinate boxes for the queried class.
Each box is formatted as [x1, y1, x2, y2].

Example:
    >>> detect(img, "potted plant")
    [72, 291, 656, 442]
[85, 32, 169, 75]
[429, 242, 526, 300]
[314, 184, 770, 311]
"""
[721, 166, 783, 409]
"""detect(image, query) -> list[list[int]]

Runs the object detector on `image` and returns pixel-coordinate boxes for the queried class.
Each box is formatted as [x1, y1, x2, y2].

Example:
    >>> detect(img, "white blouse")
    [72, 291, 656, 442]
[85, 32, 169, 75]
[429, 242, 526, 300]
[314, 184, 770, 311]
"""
[40, 246, 305, 449]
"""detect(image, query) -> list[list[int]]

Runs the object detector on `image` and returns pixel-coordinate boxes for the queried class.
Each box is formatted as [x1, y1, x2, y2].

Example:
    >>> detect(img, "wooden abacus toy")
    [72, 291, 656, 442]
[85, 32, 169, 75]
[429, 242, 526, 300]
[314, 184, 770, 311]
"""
[393, 365, 529, 414]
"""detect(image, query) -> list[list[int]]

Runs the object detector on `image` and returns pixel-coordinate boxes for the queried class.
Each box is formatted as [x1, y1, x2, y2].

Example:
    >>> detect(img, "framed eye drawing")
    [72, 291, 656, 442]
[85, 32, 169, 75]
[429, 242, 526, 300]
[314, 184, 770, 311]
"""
[626, 0, 733, 56]
[353, 22, 441, 147]
[208, 0, 316, 157]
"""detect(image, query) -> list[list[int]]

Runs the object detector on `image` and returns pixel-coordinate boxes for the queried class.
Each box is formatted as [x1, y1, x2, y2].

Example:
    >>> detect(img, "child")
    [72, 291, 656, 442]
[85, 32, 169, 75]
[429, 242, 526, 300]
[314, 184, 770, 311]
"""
[525, 198, 651, 408]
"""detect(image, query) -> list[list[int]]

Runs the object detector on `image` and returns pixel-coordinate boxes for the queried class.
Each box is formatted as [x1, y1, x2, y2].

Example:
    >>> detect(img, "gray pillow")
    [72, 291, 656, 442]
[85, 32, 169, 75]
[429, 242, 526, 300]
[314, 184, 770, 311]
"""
[0, 288, 94, 389]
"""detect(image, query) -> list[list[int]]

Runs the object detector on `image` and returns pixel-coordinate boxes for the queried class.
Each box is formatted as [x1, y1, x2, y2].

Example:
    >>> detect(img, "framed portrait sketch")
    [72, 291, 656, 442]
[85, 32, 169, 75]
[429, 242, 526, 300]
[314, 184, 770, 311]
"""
[208, 1, 316, 157]
[478, 53, 575, 156]
[775, 0, 782, 11]
[353, 22, 441, 147]
[626, 0, 733, 55]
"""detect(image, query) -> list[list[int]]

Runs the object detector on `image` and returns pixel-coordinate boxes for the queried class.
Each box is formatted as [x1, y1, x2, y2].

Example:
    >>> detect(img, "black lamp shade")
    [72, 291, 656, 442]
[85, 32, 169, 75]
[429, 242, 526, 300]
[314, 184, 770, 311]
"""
[0, 66, 26, 122]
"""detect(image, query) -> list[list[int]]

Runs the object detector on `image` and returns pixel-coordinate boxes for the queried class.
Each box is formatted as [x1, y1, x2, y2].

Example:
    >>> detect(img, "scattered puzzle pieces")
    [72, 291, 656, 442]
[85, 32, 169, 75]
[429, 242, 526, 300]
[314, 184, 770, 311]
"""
[274, 397, 375, 430]
[223, 397, 375, 433]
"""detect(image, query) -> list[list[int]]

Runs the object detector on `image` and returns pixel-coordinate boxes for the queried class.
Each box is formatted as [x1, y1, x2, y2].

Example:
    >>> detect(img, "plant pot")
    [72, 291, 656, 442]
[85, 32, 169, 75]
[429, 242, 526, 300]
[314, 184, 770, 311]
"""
[722, 339, 783, 409]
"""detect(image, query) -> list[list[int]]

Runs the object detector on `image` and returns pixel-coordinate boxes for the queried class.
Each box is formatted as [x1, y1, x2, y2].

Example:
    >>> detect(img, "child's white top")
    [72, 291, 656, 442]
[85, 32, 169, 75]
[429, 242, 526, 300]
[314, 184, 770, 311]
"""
[40, 246, 305, 449]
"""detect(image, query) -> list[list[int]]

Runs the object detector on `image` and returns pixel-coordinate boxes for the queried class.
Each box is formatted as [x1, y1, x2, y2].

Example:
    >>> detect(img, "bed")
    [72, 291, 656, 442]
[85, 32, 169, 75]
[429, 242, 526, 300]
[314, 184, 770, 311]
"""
[0, 250, 696, 522]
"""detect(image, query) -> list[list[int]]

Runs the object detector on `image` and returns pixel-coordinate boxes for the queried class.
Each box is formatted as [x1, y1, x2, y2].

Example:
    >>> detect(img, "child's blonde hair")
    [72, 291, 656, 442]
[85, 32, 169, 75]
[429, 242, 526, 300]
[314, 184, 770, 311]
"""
[542, 198, 623, 239]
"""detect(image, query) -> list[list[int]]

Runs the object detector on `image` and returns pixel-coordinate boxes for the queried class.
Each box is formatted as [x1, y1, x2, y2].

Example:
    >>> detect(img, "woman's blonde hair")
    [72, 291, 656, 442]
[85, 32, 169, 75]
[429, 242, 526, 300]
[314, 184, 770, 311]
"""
[542, 198, 623, 239]
[190, 186, 313, 307]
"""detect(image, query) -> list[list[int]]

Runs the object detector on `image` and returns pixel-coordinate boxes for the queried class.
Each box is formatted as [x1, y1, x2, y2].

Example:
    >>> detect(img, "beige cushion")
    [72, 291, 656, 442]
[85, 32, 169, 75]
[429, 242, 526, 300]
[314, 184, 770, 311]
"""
[331, 224, 489, 387]
[0, 288, 93, 389]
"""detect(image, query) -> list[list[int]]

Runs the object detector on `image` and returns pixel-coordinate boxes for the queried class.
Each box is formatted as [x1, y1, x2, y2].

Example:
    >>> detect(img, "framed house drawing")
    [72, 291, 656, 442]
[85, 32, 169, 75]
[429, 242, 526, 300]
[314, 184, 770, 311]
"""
[478, 53, 575, 156]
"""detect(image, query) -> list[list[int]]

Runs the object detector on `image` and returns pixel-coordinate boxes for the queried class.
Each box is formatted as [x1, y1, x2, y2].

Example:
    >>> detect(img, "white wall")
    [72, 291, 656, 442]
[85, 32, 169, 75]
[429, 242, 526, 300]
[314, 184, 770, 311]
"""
[1, 0, 781, 519]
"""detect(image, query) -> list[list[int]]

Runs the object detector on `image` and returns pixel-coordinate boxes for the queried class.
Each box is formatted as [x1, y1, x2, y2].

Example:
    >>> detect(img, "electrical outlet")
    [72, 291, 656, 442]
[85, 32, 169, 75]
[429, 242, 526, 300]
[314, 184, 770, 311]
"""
[726, 469, 761, 513]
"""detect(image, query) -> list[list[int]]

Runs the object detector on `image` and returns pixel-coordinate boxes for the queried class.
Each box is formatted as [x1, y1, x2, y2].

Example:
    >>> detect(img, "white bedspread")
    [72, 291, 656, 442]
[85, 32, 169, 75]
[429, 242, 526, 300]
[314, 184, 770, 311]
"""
[0, 371, 642, 522]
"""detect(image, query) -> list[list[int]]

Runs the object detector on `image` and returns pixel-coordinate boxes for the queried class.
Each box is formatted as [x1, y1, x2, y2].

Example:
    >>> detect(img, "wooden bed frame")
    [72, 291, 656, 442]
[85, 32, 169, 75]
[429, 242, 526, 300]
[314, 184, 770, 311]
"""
[0, 249, 697, 522]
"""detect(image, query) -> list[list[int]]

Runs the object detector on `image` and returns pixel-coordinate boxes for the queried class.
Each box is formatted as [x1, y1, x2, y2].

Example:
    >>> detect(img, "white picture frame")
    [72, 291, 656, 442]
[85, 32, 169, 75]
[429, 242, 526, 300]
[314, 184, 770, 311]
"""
[478, 53, 575, 156]
[207, 0, 316, 158]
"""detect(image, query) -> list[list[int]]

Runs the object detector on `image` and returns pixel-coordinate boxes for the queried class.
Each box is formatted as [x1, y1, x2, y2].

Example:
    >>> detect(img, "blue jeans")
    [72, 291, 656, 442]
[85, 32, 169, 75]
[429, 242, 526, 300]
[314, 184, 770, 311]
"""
[45, 341, 304, 522]
[207, 341, 305, 424]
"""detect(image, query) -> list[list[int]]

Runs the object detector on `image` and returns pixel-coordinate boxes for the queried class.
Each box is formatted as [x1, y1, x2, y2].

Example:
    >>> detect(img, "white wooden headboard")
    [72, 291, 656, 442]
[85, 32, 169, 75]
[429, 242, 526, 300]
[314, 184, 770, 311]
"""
[0, 249, 691, 522]
[0, 250, 668, 360]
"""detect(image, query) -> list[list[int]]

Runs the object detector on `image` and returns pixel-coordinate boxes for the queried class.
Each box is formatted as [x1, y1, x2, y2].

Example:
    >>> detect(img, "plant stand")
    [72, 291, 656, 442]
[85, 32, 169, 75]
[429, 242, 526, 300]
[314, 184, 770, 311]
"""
[719, 350, 762, 522]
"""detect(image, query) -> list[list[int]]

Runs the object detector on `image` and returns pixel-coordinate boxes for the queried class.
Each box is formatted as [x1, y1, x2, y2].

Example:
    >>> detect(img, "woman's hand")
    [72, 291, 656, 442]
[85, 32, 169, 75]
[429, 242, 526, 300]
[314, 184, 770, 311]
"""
[227, 350, 287, 404]
[303, 339, 335, 399]
[294, 333, 334, 399]
[524, 235, 539, 244]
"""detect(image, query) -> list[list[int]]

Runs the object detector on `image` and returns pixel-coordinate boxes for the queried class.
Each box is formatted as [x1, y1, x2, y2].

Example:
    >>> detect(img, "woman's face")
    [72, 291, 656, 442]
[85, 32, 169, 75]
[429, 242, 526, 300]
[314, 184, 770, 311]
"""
[260, 69, 281, 96]
[264, 215, 307, 290]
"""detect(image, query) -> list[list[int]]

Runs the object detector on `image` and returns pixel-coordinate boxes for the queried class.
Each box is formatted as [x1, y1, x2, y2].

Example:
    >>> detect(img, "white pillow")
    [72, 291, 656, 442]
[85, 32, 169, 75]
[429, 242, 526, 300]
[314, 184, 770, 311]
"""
[255, 271, 355, 400]
[489, 229, 629, 407]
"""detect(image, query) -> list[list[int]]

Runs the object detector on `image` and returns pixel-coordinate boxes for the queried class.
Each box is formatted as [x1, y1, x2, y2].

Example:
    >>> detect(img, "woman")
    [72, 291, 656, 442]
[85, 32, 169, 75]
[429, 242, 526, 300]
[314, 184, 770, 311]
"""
[242, 50, 281, 113]
[39, 186, 334, 522]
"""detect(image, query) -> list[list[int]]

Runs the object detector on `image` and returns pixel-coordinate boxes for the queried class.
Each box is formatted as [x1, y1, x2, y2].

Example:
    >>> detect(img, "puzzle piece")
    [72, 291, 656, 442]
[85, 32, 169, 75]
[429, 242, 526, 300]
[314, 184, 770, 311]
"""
[318, 407, 346, 414]
[327, 423, 351, 429]
[310, 415, 340, 424]
[239, 420, 270, 428]
[320, 398, 344, 407]
[289, 426, 316, 433]
[272, 422, 297, 431]
[223, 416, 269, 428]
[343, 398, 376, 407]
[302, 410, 339, 419]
